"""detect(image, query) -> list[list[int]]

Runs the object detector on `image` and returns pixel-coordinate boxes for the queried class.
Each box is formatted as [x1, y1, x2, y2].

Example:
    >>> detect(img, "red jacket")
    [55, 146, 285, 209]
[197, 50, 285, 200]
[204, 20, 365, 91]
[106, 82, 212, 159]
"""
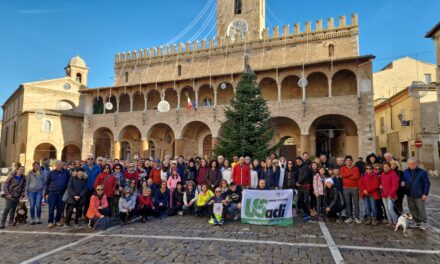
[149, 168, 162, 186]
[380, 170, 400, 199]
[125, 170, 139, 185]
[359, 172, 381, 200]
[94, 172, 117, 198]
[137, 195, 155, 210]
[232, 163, 251, 187]
[341, 165, 360, 188]
[197, 166, 209, 185]
[86, 194, 108, 219]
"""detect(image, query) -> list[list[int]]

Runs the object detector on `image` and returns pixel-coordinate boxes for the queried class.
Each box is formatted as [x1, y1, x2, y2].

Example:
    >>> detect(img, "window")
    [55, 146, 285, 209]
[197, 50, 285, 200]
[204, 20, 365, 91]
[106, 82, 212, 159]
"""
[234, 0, 242, 15]
[177, 65, 182, 77]
[424, 73, 432, 84]
[42, 119, 53, 132]
[12, 121, 16, 145]
[4, 126, 8, 146]
[202, 97, 212, 107]
[328, 44, 335, 58]
[125, 72, 129, 83]
[76, 73, 82, 83]
[380, 117, 385, 134]
[401, 141, 409, 162]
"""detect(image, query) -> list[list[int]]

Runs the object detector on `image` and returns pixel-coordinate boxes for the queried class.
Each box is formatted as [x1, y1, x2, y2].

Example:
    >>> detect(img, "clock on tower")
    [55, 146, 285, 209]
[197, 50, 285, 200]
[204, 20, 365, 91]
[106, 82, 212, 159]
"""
[216, 0, 265, 39]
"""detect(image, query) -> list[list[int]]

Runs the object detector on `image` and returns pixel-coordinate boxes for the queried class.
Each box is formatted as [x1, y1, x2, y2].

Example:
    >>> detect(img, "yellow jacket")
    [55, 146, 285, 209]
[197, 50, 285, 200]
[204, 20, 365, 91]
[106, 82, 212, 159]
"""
[196, 190, 214, 206]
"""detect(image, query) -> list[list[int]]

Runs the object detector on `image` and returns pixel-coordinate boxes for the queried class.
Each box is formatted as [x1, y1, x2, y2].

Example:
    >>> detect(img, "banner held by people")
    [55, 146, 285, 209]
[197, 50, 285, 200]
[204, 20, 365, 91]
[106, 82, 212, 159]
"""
[241, 189, 293, 226]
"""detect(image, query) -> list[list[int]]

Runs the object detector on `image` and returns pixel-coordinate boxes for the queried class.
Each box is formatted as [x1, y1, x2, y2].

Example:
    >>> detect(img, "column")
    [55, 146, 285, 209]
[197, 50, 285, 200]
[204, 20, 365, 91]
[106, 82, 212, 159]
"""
[277, 82, 282, 102]
[144, 95, 148, 111]
[130, 94, 134, 112]
[114, 141, 121, 160]
[213, 90, 218, 107]
[174, 138, 183, 156]
[328, 79, 333, 97]
[141, 139, 149, 158]
[212, 137, 219, 150]
[356, 76, 361, 98]
[116, 100, 120, 113]
[195, 91, 199, 108]
[299, 134, 310, 155]
[177, 93, 181, 109]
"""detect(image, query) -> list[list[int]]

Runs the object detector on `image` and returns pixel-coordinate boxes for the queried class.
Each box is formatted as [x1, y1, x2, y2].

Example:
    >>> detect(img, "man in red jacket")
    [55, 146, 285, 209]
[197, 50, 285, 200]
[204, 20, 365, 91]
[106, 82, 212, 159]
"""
[149, 160, 162, 186]
[340, 155, 361, 224]
[232, 157, 250, 188]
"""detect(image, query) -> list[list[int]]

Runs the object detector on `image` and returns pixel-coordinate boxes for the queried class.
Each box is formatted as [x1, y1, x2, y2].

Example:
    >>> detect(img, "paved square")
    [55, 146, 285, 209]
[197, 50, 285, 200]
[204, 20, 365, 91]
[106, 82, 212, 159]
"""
[1, 178, 440, 264]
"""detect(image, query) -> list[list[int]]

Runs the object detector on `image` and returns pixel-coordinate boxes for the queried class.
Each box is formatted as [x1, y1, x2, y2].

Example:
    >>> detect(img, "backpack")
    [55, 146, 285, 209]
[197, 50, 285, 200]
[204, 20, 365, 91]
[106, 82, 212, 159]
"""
[94, 216, 111, 230]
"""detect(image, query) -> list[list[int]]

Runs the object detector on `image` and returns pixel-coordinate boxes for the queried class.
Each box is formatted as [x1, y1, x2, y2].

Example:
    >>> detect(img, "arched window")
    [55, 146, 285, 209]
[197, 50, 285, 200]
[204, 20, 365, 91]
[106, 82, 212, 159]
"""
[43, 120, 52, 132]
[202, 97, 212, 107]
[76, 73, 82, 83]
[177, 65, 182, 77]
[234, 0, 242, 15]
[329, 44, 335, 58]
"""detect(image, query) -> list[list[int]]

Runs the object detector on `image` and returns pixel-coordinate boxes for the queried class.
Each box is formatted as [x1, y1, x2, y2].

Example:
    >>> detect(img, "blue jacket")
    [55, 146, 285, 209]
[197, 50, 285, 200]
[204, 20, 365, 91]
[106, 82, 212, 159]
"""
[402, 167, 430, 198]
[45, 169, 70, 194]
[83, 162, 101, 191]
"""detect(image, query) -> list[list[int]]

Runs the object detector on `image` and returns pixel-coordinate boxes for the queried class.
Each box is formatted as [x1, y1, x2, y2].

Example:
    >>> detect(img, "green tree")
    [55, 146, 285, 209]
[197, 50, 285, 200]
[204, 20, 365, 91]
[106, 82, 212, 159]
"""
[214, 70, 281, 160]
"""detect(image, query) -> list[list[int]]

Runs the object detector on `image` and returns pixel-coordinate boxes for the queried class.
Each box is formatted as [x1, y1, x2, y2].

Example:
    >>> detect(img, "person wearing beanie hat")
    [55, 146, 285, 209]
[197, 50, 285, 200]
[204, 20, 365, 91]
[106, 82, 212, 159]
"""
[323, 176, 343, 221]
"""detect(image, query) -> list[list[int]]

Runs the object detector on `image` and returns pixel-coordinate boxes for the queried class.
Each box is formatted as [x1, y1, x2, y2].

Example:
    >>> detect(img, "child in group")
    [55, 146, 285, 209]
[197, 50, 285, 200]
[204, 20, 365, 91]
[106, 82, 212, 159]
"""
[168, 182, 184, 216]
[135, 187, 155, 223]
[119, 187, 136, 224]
[313, 167, 326, 218]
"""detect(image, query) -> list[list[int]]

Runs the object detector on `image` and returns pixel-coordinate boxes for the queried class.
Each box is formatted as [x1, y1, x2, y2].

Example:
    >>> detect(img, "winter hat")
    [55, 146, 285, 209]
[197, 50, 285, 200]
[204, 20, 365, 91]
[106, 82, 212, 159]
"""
[325, 178, 334, 185]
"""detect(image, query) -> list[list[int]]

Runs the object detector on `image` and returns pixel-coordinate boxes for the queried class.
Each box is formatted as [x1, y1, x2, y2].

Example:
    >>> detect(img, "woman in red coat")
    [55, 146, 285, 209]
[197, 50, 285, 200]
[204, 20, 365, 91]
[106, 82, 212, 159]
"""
[380, 162, 400, 226]
[359, 164, 380, 225]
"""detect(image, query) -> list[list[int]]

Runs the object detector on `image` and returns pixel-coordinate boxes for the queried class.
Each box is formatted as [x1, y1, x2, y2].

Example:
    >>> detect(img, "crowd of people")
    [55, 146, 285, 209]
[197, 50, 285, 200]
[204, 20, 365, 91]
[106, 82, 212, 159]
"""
[0, 151, 431, 231]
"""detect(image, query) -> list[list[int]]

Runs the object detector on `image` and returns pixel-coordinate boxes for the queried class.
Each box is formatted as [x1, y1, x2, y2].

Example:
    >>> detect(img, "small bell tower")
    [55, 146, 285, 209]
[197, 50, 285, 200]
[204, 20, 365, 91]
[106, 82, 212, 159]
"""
[65, 56, 89, 86]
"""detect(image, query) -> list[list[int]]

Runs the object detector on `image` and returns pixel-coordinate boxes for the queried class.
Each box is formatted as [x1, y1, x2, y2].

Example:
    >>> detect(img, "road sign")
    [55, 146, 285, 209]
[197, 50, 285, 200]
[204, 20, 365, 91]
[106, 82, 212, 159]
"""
[415, 140, 423, 148]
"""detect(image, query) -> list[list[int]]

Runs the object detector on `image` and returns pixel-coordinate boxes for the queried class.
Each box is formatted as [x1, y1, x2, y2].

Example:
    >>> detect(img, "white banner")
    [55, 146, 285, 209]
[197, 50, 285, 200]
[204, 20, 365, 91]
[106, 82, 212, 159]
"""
[241, 189, 293, 226]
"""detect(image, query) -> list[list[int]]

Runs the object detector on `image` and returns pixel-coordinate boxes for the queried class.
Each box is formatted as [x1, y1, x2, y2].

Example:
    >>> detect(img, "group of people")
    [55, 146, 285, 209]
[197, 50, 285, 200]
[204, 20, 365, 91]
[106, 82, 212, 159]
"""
[0, 151, 431, 231]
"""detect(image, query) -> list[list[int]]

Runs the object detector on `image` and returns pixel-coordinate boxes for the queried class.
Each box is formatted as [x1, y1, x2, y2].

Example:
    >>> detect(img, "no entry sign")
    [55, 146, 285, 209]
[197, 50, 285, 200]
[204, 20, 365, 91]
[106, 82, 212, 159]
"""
[415, 140, 423, 148]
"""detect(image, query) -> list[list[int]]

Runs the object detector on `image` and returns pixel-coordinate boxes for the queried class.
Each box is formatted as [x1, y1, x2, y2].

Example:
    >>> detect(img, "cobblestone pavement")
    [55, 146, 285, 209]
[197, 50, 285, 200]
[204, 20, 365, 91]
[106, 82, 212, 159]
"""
[0, 177, 439, 264]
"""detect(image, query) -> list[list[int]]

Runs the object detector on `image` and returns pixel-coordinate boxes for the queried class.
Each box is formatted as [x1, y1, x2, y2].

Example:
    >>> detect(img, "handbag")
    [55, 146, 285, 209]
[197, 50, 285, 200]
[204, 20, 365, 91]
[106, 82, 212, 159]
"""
[94, 216, 111, 230]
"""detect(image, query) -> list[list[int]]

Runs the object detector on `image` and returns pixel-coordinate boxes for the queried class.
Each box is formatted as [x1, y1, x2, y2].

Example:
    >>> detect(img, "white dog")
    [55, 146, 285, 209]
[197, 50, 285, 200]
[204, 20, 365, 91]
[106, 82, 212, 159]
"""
[394, 213, 413, 233]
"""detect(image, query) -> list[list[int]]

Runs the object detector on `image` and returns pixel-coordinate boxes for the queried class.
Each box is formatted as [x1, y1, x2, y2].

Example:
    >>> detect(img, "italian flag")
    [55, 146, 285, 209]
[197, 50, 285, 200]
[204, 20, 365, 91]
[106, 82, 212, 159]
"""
[186, 93, 192, 110]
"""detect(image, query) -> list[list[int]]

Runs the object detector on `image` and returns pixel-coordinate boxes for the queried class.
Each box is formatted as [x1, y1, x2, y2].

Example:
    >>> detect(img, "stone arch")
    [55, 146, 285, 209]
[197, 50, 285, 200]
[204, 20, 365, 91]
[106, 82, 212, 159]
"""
[119, 93, 131, 112]
[105, 94, 117, 114]
[93, 96, 104, 114]
[118, 125, 142, 161]
[198, 84, 214, 107]
[164, 88, 178, 109]
[147, 123, 176, 160]
[181, 86, 195, 109]
[281, 75, 302, 100]
[132, 91, 145, 111]
[61, 144, 81, 162]
[181, 121, 212, 158]
[259, 77, 278, 101]
[93, 127, 114, 159]
[270, 117, 301, 160]
[332, 69, 357, 96]
[308, 114, 358, 159]
[33, 143, 57, 163]
[55, 100, 75, 111]
[217, 82, 234, 105]
[147, 90, 161, 110]
[306, 72, 328, 98]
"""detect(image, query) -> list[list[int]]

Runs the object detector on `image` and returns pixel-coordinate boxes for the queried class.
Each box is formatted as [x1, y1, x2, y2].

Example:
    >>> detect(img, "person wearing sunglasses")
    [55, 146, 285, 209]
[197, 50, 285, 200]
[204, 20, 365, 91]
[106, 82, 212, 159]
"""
[359, 165, 380, 226]
[83, 154, 102, 218]
[86, 185, 109, 228]
[207, 187, 229, 225]
[94, 165, 117, 218]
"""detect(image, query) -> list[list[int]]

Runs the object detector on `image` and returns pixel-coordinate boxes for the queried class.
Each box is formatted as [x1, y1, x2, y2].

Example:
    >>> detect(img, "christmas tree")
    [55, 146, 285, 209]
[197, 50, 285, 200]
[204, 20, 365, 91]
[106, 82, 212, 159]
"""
[214, 66, 281, 160]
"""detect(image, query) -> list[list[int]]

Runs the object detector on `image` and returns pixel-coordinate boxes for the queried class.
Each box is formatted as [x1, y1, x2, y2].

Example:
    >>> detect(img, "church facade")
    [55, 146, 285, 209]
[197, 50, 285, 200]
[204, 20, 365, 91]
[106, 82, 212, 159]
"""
[80, 0, 375, 161]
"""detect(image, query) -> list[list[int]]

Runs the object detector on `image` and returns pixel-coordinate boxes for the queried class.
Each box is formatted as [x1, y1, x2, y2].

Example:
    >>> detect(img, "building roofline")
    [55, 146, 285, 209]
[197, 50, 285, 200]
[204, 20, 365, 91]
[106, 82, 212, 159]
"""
[374, 83, 438, 110]
[425, 22, 440, 38]
[80, 54, 375, 94]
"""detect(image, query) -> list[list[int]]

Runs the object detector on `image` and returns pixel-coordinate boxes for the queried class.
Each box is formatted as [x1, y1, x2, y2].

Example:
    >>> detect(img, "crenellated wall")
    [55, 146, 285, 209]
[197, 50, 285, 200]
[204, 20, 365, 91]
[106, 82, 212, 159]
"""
[113, 14, 359, 86]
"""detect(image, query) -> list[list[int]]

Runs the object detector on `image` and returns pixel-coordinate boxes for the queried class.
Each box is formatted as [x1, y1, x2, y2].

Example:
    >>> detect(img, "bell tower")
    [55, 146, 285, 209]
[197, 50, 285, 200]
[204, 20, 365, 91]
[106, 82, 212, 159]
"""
[65, 56, 89, 86]
[216, 0, 265, 39]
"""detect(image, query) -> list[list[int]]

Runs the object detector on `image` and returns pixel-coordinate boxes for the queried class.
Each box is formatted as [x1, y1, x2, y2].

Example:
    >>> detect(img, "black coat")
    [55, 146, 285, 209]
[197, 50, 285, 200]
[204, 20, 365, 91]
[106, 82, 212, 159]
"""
[297, 164, 313, 186]
[67, 176, 88, 205]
